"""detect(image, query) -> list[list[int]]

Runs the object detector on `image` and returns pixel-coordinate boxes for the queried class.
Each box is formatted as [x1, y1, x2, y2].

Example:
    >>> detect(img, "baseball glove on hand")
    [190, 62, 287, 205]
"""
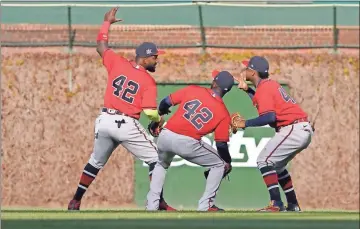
[230, 112, 246, 133]
[148, 117, 165, 138]
[158, 108, 171, 116]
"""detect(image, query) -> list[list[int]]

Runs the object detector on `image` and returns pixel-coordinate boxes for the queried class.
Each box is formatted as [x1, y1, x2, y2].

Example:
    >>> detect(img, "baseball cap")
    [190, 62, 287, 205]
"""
[212, 70, 234, 93]
[135, 42, 165, 58]
[242, 56, 269, 76]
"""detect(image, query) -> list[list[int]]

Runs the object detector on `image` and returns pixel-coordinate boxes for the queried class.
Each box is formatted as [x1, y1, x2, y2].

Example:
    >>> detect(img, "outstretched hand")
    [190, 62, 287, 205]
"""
[104, 7, 123, 24]
[235, 75, 249, 91]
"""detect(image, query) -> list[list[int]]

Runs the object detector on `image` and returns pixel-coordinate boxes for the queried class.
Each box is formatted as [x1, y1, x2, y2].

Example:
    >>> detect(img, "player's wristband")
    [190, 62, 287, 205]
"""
[158, 96, 172, 116]
[216, 142, 232, 164]
[96, 21, 111, 42]
[245, 87, 255, 99]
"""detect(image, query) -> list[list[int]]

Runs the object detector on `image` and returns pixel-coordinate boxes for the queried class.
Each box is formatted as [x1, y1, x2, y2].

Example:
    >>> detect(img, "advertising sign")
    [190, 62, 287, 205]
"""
[135, 83, 288, 209]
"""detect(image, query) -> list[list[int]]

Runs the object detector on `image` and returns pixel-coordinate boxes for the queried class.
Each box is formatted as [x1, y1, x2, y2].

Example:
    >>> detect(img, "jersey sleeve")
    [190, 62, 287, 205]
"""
[102, 49, 127, 72]
[141, 77, 157, 109]
[169, 86, 194, 105]
[254, 87, 276, 115]
[214, 114, 231, 142]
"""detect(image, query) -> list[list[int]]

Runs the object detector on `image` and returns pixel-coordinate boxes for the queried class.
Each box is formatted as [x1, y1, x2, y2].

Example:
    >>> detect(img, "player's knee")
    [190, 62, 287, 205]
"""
[148, 162, 157, 177]
[88, 156, 105, 170]
[217, 160, 226, 168]
[146, 157, 158, 165]
[157, 150, 174, 168]
[256, 159, 275, 170]
[276, 167, 286, 175]
[256, 156, 266, 169]
[148, 159, 169, 171]
[158, 160, 170, 169]
[205, 159, 225, 169]
[140, 147, 159, 166]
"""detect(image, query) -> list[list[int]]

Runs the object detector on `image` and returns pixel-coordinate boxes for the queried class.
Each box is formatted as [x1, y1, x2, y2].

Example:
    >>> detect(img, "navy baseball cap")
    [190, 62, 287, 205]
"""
[212, 70, 234, 92]
[135, 42, 165, 58]
[242, 56, 269, 76]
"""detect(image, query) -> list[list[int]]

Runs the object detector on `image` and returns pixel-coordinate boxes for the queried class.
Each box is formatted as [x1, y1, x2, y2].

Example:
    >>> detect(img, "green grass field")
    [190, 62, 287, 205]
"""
[2, 209, 359, 229]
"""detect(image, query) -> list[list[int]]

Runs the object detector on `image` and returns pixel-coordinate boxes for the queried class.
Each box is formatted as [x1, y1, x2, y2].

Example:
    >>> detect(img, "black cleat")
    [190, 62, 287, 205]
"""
[286, 203, 301, 212]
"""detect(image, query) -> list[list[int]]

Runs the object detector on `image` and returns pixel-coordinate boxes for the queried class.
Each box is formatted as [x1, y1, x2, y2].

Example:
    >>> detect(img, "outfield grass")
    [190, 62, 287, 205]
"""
[2, 209, 359, 229]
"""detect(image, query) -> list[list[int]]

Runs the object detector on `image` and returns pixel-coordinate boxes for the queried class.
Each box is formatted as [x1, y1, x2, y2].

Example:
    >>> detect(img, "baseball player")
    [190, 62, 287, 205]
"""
[67, 7, 175, 211]
[146, 71, 235, 211]
[233, 56, 314, 212]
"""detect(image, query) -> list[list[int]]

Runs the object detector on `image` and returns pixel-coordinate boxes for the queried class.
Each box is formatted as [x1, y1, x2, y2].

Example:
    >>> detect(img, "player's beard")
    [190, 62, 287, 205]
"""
[146, 65, 156, 72]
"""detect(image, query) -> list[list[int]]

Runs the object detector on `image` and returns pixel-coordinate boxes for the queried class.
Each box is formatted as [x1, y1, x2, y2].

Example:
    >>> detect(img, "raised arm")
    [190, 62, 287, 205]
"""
[236, 75, 256, 99]
[96, 7, 123, 57]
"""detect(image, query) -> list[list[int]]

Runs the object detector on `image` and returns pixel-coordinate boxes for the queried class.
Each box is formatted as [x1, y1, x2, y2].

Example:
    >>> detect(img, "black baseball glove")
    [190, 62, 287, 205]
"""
[158, 108, 171, 116]
[147, 117, 165, 138]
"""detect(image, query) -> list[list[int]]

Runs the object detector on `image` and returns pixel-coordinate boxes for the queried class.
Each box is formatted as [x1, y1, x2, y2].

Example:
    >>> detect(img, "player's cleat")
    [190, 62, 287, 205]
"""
[159, 200, 177, 211]
[208, 205, 225, 212]
[258, 200, 286, 212]
[286, 203, 302, 212]
[68, 199, 81, 210]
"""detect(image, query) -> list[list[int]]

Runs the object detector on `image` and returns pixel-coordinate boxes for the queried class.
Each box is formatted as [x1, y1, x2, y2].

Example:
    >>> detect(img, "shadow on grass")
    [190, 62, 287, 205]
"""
[2, 219, 359, 229]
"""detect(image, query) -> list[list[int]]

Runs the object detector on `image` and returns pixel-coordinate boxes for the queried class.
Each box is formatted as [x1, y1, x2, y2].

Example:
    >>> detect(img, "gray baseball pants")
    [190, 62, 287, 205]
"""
[146, 128, 226, 211]
[257, 122, 314, 172]
[88, 112, 158, 170]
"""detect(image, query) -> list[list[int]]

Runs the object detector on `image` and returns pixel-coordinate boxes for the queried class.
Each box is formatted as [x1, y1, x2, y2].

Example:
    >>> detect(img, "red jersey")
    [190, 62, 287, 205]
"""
[165, 85, 231, 142]
[252, 79, 308, 128]
[102, 49, 157, 119]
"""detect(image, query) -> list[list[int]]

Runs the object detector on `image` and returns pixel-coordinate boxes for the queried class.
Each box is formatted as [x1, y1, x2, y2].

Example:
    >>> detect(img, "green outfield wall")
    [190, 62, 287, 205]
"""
[2, 3, 358, 26]
[134, 83, 289, 209]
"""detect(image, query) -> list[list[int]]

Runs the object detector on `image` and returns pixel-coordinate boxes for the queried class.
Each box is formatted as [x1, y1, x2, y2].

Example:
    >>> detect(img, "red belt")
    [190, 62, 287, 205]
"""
[276, 117, 309, 132]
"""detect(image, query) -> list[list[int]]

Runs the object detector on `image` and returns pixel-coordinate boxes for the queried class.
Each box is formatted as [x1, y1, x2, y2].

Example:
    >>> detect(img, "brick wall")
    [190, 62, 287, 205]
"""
[2, 24, 359, 47]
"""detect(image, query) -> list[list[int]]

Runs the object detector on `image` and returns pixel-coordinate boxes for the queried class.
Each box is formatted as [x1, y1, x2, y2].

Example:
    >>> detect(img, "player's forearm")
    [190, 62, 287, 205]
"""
[96, 21, 110, 57]
[158, 96, 172, 115]
[245, 112, 276, 127]
[215, 142, 231, 163]
[143, 109, 162, 122]
[245, 87, 256, 99]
